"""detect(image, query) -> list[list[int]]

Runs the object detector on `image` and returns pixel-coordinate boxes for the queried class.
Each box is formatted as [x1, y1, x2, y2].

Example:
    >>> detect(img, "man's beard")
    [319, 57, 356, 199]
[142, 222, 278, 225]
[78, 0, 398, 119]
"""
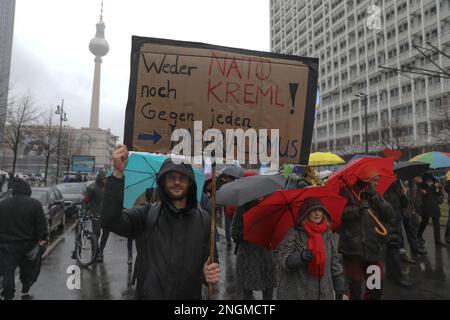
[166, 188, 187, 201]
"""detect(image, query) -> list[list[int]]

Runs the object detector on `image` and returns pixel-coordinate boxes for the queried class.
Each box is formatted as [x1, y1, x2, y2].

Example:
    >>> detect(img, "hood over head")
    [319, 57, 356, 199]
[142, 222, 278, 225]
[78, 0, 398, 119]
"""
[157, 158, 197, 213]
[12, 178, 32, 197]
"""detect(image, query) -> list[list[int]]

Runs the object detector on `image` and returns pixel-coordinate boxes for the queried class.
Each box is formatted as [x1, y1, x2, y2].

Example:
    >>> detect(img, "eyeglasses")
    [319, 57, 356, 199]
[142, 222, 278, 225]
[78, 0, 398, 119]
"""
[165, 172, 189, 184]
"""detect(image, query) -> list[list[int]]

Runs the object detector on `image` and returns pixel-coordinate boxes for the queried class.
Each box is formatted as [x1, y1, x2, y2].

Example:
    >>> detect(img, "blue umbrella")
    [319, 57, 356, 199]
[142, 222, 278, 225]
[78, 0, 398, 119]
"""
[124, 153, 205, 209]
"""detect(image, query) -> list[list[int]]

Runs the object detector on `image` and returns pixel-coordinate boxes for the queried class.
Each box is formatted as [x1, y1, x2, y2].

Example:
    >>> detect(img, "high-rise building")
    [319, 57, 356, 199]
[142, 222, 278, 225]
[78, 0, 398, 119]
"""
[0, 0, 16, 141]
[270, 0, 450, 157]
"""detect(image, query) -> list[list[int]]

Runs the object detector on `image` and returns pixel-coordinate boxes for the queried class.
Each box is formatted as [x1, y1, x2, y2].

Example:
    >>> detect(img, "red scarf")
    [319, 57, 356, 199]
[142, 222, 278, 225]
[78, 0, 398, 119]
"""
[303, 219, 327, 279]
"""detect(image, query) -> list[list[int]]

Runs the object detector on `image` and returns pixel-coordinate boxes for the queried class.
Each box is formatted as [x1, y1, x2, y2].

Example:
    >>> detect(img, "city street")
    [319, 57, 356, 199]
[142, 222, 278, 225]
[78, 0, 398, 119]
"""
[7, 223, 450, 300]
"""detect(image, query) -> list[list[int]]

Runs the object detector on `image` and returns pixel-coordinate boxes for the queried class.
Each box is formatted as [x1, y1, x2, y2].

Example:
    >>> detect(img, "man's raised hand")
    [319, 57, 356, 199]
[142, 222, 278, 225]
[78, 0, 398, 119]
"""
[112, 144, 129, 179]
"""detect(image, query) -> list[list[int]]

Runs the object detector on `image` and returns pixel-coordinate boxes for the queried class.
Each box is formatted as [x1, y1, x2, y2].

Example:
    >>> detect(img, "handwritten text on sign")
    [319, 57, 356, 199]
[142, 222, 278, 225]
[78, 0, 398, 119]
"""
[126, 38, 317, 164]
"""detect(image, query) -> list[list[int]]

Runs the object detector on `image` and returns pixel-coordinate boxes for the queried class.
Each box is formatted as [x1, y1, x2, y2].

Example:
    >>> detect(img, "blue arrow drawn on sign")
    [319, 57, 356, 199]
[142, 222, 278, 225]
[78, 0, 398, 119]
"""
[137, 130, 161, 144]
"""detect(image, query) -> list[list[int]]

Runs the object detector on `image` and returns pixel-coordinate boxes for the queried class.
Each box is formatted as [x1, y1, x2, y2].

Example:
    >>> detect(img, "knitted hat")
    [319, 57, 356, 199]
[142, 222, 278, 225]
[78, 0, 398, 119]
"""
[297, 198, 331, 223]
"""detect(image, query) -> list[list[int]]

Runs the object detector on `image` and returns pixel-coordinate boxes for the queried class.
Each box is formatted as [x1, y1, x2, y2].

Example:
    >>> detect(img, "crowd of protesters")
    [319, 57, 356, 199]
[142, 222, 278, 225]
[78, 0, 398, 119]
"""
[2, 144, 450, 301]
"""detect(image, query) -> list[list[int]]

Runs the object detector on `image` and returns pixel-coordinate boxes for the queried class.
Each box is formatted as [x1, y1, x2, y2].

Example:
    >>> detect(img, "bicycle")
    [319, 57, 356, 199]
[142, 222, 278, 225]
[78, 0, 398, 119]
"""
[72, 206, 98, 268]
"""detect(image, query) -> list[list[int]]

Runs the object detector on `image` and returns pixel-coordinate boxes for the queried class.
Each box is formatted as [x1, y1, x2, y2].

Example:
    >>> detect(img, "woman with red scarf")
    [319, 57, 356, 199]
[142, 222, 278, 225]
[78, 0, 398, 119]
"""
[276, 198, 345, 300]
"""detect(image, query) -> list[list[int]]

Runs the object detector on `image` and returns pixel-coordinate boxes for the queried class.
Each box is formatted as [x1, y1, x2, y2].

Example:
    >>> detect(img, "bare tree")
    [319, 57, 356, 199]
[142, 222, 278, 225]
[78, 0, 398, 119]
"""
[61, 129, 77, 175]
[378, 116, 413, 155]
[38, 108, 60, 185]
[430, 99, 450, 146]
[334, 142, 357, 160]
[4, 96, 40, 176]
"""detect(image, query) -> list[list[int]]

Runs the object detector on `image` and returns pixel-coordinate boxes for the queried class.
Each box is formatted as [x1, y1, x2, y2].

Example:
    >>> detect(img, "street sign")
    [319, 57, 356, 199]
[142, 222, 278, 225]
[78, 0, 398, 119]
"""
[71, 155, 95, 173]
[124, 36, 318, 164]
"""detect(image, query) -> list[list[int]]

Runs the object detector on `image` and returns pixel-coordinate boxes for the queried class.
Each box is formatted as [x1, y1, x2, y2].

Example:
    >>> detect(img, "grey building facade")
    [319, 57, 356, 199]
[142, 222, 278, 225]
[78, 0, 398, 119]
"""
[270, 0, 450, 158]
[0, 0, 15, 142]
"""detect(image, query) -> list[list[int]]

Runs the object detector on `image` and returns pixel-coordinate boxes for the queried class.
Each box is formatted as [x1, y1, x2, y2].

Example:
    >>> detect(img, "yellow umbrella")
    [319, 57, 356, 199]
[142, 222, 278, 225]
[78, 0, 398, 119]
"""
[308, 152, 345, 166]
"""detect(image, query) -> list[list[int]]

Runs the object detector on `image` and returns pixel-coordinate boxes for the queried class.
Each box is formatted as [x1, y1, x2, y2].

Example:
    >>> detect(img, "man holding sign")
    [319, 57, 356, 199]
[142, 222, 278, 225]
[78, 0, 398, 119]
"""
[101, 144, 220, 300]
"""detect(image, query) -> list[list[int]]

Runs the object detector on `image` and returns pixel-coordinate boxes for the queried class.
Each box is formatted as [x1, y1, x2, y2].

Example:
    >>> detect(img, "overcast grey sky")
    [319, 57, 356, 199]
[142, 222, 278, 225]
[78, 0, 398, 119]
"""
[10, 0, 270, 141]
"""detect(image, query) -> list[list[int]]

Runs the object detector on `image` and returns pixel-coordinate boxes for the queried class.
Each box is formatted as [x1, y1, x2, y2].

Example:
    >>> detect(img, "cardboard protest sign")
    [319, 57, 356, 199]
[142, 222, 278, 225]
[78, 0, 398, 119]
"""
[124, 36, 318, 164]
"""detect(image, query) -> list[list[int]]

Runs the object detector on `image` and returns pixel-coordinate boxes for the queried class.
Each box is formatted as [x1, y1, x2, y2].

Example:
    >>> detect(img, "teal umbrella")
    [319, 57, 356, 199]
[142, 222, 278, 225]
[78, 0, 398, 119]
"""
[124, 153, 205, 209]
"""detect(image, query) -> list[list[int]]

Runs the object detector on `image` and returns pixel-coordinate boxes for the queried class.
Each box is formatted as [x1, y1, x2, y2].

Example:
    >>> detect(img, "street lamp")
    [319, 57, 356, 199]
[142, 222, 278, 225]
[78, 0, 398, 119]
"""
[55, 99, 68, 184]
[355, 92, 369, 155]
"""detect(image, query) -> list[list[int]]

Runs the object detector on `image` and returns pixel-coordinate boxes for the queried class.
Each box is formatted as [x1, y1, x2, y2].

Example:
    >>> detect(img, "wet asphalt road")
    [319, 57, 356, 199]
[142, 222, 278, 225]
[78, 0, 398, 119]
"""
[6, 223, 450, 300]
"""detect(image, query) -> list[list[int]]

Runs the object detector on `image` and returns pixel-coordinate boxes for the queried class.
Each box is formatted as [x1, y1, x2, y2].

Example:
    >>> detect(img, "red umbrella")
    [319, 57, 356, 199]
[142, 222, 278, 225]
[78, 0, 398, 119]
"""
[326, 157, 395, 196]
[243, 186, 347, 251]
[325, 157, 395, 236]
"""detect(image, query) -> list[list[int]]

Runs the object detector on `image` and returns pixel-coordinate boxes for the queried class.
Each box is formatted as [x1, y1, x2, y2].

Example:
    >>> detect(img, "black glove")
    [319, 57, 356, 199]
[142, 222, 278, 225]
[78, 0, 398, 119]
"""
[301, 249, 313, 262]
[359, 200, 370, 211]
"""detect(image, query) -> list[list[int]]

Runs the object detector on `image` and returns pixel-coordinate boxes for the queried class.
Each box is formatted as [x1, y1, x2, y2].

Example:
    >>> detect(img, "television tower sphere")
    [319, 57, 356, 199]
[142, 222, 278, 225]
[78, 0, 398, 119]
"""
[89, 20, 109, 57]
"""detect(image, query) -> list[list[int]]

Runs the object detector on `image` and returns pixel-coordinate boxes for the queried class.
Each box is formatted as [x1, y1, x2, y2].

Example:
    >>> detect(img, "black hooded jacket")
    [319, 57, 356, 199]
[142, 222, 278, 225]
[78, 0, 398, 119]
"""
[84, 173, 106, 216]
[0, 178, 48, 242]
[421, 174, 444, 218]
[101, 158, 217, 300]
[338, 181, 394, 262]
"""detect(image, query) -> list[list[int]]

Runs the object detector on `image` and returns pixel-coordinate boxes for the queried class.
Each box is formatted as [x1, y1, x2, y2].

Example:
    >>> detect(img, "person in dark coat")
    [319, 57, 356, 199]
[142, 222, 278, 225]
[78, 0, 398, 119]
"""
[231, 199, 277, 300]
[82, 170, 110, 262]
[7, 172, 14, 190]
[0, 173, 5, 192]
[417, 173, 445, 247]
[338, 164, 394, 300]
[201, 177, 213, 214]
[277, 198, 345, 300]
[0, 178, 48, 300]
[403, 176, 427, 257]
[384, 180, 413, 287]
[101, 144, 220, 300]
[444, 171, 450, 244]
[216, 173, 237, 250]
[296, 166, 316, 188]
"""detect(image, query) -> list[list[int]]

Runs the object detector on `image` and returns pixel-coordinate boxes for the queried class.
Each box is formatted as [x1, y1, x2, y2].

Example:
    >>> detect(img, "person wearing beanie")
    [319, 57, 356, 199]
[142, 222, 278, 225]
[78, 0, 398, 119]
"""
[101, 145, 220, 300]
[277, 198, 345, 300]
[0, 178, 48, 300]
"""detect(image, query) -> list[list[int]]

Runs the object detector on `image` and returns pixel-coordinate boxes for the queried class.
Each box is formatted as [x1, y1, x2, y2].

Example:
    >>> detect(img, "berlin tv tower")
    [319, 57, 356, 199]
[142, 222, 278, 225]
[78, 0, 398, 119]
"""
[88, 0, 109, 129]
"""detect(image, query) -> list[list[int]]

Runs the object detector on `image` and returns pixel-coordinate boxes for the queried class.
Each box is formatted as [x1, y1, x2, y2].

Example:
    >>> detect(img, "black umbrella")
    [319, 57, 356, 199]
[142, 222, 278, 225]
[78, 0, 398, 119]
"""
[219, 165, 245, 179]
[394, 161, 430, 180]
[216, 174, 287, 206]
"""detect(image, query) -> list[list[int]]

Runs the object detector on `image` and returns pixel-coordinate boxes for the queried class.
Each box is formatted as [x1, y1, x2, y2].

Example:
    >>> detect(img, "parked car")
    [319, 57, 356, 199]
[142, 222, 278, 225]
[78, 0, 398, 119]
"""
[55, 182, 87, 218]
[31, 187, 65, 234]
